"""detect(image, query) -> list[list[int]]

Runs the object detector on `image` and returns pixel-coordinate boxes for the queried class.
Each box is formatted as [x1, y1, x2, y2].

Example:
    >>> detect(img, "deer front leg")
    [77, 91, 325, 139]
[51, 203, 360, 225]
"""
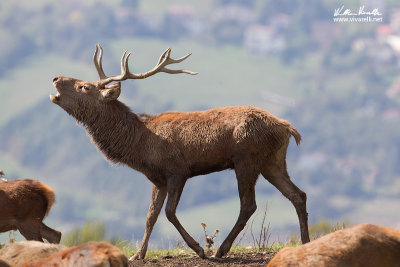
[130, 184, 167, 260]
[165, 177, 205, 259]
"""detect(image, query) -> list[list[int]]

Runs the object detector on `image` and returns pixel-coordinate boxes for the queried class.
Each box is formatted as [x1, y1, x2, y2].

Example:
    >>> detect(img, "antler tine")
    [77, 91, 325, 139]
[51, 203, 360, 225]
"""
[98, 45, 105, 77]
[124, 53, 132, 75]
[155, 48, 193, 67]
[120, 51, 128, 75]
[94, 44, 107, 80]
[156, 48, 171, 65]
[169, 52, 193, 64]
[162, 68, 198, 75]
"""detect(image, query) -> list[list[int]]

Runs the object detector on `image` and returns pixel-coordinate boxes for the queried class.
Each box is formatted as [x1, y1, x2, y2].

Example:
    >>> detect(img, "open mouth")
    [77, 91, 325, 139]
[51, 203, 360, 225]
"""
[50, 82, 61, 103]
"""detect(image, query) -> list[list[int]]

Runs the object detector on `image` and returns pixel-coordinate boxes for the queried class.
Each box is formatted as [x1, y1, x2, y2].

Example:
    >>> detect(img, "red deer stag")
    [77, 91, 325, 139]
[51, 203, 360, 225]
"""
[0, 172, 61, 244]
[50, 45, 310, 259]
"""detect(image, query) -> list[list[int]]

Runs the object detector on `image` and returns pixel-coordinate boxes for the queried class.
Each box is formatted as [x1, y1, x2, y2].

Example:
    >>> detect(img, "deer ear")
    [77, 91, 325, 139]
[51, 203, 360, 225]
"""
[100, 82, 121, 101]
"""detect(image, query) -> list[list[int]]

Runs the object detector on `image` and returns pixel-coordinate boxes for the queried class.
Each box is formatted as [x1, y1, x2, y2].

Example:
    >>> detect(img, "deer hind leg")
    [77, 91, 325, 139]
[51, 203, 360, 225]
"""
[130, 184, 167, 260]
[262, 162, 310, 244]
[165, 177, 205, 259]
[214, 162, 259, 258]
[40, 222, 62, 244]
[18, 220, 43, 242]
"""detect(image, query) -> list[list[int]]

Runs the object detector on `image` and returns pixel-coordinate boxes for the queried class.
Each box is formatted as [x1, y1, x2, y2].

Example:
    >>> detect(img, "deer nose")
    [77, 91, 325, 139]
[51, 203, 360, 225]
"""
[53, 77, 59, 83]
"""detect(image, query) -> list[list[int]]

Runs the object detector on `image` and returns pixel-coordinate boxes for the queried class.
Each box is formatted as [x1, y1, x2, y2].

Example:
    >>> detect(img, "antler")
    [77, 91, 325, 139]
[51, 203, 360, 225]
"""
[93, 44, 197, 87]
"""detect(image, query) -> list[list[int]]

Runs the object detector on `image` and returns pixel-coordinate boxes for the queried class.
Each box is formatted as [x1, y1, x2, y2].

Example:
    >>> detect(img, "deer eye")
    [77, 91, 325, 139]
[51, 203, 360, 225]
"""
[79, 85, 89, 90]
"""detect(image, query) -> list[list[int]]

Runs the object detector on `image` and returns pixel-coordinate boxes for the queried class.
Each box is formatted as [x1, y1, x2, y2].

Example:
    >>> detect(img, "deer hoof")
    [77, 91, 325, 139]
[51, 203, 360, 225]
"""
[129, 252, 143, 261]
[213, 249, 225, 259]
[199, 249, 206, 259]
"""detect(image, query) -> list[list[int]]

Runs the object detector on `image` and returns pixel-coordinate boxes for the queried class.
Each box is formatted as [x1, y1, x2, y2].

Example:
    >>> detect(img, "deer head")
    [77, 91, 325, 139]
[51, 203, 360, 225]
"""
[50, 44, 197, 115]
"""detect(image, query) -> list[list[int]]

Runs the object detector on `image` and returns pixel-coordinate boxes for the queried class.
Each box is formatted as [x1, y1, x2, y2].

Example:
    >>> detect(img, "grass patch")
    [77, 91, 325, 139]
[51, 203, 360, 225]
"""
[123, 245, 282, 260]
[141, 248, 196, 260]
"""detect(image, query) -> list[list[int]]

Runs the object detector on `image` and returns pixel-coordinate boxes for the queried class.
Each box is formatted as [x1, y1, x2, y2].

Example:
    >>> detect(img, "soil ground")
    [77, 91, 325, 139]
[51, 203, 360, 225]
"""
[128, 249, 277, 267]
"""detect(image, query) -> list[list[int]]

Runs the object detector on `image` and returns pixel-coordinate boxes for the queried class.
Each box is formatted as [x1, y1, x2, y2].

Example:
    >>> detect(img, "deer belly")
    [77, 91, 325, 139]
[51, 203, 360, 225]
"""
[186, 150, 234, 177]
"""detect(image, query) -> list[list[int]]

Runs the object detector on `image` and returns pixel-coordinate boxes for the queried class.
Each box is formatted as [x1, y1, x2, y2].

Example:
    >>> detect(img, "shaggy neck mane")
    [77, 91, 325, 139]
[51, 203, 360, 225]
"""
[75, 100, 145, 166]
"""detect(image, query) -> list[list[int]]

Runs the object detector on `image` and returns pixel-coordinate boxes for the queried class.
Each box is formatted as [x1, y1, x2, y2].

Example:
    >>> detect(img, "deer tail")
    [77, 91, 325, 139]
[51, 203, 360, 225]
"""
[40, 183, 56, 217]
[288, 125, 301, 146]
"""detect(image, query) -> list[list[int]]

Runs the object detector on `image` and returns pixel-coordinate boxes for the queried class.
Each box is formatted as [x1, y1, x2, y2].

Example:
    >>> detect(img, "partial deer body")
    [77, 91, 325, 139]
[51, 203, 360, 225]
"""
[268, 224, 400, 267]
[0, 178, 61, 244]
[50, 45, 309, 259]
[0, 241, 65, 267]
[25, 241, 128, 267]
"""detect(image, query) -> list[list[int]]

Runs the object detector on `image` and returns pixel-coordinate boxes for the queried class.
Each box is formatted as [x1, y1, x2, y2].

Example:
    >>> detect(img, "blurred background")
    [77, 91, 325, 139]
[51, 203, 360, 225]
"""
[1, 0, 400, 248]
